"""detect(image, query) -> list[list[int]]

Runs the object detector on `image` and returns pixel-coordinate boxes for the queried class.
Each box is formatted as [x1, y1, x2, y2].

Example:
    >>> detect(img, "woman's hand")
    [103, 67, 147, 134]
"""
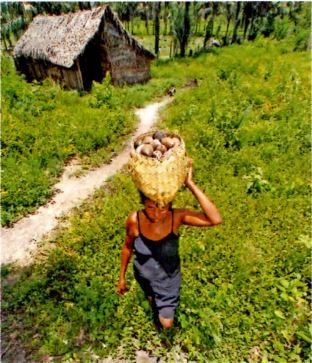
[185, 158, 194, 188]
[182, 156, 222, 226]
[117, 278, 128, 295]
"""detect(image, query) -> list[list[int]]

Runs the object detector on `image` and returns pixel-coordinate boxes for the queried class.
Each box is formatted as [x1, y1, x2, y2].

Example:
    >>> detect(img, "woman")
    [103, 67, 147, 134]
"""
[117, 160, 222, 329]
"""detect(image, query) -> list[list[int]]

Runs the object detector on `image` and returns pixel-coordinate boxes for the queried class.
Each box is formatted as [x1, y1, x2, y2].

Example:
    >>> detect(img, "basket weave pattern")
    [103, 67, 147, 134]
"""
[128, 131, 188, 206]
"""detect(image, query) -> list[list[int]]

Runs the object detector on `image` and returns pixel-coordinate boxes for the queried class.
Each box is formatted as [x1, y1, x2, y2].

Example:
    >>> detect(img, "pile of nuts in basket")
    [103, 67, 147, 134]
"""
[134, 131, 180, 159]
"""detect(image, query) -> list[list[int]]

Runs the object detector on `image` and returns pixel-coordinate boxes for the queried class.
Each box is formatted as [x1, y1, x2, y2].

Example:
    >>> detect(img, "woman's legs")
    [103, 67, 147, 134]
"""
[159, 315, 174, 329]
[135, 266, 179, 330]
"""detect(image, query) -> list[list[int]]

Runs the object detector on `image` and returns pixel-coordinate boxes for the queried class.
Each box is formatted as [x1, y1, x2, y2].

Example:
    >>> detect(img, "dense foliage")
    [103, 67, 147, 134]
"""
[2, 38, 310, 362]
[1, 2, 310, 56]
[1, 56, 189, 226]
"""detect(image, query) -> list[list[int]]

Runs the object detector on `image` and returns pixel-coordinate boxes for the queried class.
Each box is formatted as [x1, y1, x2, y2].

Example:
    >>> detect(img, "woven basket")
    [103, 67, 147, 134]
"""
[128, 131, 189, 207]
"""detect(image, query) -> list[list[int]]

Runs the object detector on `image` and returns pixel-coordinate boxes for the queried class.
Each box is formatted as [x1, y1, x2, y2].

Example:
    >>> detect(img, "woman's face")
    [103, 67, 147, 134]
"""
[144, 199, 170, 222]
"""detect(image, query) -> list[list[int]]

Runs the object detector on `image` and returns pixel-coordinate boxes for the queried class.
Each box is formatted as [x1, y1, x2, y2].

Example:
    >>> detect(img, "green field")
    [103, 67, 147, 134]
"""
[2, 36, 310, 361]
[1, 55, 190, 226]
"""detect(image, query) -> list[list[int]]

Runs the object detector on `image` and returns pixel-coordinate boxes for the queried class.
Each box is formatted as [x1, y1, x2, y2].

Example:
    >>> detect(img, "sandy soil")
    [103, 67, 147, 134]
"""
[1, 97, 172, 266]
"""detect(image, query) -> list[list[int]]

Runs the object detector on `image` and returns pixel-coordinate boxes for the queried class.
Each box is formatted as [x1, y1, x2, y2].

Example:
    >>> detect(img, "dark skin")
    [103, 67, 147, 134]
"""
[117, 159, 222, 329]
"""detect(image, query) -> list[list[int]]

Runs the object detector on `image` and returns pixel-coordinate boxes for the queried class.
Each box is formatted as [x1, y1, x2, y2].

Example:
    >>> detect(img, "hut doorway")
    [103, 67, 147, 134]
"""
[79, 38, 107, 91]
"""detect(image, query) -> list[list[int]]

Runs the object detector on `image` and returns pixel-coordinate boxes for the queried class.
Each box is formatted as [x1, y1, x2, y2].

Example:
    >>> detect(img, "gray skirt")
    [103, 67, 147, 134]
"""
[133, 236, 181, 320]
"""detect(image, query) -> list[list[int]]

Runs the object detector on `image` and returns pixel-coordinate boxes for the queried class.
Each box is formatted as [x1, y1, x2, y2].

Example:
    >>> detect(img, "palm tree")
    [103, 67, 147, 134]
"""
[128, 3, 138, 34]
[180, 2, 190, 57]
[231, 2, 242, 44]
[154, 2, 161, 57]
[192, 3, 202, 36]
[170, 2, 191, 57]
[163, 2, 170, 36]
[242, 2, 253, 40]
[78, 2, 91, 11]
[223, 2, 234, 44]
[203, 2, 219, 48]
[142, 2, 149, 35]
[114, 3, 131, 31]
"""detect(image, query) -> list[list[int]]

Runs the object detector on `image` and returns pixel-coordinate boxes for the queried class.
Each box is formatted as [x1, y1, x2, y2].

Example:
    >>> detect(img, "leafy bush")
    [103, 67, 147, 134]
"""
[274, 17, 290, 40]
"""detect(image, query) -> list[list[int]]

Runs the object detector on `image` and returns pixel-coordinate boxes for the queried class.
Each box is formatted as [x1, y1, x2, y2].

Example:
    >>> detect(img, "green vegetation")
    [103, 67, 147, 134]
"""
[2, 55, 191, 226]
[2, 2, 310, 226]
[2, 2, 310, 55]
[2, 38, 310, 361]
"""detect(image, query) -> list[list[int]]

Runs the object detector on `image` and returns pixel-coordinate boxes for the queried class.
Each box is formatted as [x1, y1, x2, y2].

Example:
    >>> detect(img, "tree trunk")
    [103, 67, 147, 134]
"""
[243, 16, 250, 40]
[143, 3, 149, 35]
[131, 9, 134, 34]
[225, 17, 231, 38]
[78, 2, 91, 11]
[2, 36, 8, 51]
[242, 2, 253, 40]
[7, 34, 13, 48]
[154, 2, 161, 57]
[204, 16, 214, 48]
[232, 2, 241, 44]
[192, 2, 199, 35]
[248, 14, 255, 39]
[163, 2, 169, 36]
[180, 2, 190, 57]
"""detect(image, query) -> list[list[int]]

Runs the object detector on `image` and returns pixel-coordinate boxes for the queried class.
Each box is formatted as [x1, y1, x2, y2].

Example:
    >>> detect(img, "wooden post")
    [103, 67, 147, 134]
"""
[75, 60, 84, 90]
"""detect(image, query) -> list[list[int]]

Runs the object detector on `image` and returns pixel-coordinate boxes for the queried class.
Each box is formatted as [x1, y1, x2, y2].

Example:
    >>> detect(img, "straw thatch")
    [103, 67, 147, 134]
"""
[13, 6, 155, 90]
[14, 6, 154, 69]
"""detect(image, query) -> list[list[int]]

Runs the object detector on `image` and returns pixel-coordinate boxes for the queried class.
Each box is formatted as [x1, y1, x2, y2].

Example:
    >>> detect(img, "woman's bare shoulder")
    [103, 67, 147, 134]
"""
[126, 211, 139, 237]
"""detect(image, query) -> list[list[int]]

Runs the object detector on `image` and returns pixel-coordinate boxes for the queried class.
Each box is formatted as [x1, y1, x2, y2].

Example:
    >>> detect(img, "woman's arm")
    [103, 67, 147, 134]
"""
[117, 213, 137, 295]
[180, 160, 222, 227]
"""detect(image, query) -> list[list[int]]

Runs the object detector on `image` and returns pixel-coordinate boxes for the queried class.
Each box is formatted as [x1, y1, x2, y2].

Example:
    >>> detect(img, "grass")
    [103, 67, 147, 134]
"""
[1, 54, 192, 226]
[2, 37, 310, 362]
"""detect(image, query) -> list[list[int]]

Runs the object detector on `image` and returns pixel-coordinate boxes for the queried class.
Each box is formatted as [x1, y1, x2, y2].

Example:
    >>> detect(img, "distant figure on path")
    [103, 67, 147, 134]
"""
[117, 160, 222, 329]
[167, 87, 176, 97]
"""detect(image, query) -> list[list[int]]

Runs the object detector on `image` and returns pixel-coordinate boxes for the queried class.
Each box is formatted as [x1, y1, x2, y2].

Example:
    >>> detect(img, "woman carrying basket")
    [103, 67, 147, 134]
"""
[117, 160, 222, 329]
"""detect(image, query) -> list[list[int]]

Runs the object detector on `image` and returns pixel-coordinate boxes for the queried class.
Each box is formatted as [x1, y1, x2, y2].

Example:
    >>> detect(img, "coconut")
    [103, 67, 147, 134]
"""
[156, 144, 167, 153]
[143, 136, 154, 144]
[141, 144, 154, 157]
[134, 138, 143, 148]
[136, 144, 145, 154]
[153, 131, 167, 141]
[151, 139, 162, 149]
[161, 137, 175, 149]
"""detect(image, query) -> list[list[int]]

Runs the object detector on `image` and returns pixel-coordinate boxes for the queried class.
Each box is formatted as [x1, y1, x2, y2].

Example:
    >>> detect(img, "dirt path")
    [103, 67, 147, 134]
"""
[1, 97, 172, 266]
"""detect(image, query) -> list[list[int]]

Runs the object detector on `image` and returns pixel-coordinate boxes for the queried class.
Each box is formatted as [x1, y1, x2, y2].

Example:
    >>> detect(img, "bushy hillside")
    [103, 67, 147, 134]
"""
[2, 38, 310, 362]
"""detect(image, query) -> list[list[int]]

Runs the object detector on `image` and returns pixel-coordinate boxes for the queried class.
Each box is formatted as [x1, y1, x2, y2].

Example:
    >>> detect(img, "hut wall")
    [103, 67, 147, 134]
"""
[15, 57, 84, 90]
[102, 21, 151, 85]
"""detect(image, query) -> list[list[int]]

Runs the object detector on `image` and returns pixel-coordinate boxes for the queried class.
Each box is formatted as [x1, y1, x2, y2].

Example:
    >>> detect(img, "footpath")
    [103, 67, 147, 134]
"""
[1, 97, 172, 265]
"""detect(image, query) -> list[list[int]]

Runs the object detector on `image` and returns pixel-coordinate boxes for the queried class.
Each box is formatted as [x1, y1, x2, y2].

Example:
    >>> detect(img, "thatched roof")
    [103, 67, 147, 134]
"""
[13, 6, 155, 68]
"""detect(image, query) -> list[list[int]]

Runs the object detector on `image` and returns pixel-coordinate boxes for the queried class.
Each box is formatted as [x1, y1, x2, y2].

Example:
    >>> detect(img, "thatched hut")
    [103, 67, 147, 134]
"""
[13, 6, 155, 90]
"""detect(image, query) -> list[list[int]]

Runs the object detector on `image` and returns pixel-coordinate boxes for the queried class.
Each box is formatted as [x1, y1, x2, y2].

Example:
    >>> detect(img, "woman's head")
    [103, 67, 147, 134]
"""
[139, 191, 172, 222]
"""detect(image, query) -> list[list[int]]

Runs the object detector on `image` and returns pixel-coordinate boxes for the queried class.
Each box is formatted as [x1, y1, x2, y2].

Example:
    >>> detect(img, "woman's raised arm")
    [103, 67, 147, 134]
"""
[179, 160, 222, 227]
